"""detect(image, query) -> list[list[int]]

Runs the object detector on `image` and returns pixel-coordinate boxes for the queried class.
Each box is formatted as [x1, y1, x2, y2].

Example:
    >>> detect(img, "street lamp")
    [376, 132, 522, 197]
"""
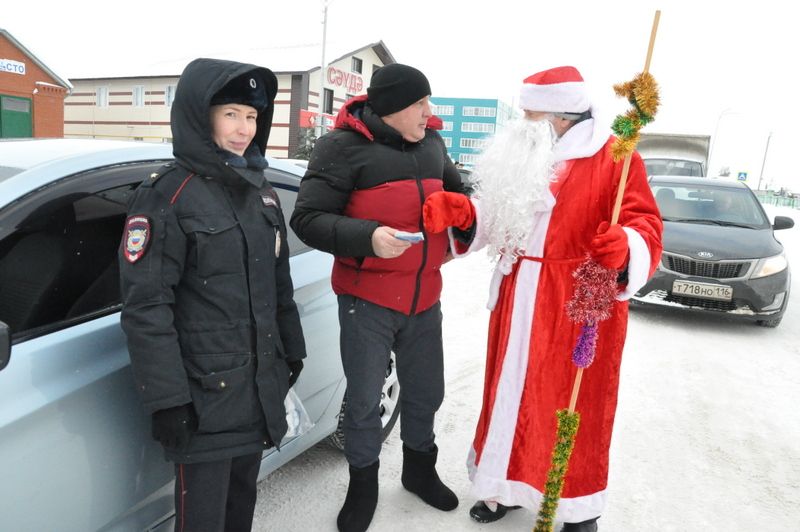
[757, 131, 772, 191]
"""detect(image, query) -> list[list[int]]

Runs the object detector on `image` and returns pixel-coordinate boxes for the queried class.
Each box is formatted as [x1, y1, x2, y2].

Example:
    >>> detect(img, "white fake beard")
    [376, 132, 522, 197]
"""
[472, 118, 556, 262]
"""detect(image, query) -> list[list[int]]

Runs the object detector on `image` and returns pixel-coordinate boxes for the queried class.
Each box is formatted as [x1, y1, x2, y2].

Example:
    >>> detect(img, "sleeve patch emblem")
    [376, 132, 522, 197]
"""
[124, 215, 152, 263]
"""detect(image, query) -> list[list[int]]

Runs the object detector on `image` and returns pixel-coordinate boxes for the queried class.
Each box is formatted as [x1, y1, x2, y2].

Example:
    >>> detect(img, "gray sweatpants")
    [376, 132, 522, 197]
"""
[338, 295, 445, 468]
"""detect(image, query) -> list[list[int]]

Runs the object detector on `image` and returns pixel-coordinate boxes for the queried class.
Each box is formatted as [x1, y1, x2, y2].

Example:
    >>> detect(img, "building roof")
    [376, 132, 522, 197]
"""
[0, 28, 72, 91]
[67, 40, 395, 81]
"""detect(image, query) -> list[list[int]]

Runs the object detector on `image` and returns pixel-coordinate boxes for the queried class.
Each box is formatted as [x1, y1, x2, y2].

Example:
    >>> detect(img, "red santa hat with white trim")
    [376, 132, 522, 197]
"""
[519, 66, 590, 113]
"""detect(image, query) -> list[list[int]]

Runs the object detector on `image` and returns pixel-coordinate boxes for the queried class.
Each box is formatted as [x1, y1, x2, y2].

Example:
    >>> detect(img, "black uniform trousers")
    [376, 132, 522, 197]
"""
[173, 451, 262, 532]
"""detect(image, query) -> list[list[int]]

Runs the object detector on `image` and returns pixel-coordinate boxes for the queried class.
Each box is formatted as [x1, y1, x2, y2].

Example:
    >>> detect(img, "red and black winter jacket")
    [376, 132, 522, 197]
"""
[290, 95, 465, 315]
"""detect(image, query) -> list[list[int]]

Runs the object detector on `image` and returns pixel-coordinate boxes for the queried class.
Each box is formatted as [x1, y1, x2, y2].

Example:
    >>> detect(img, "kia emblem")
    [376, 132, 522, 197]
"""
[697, 251, 714, 258]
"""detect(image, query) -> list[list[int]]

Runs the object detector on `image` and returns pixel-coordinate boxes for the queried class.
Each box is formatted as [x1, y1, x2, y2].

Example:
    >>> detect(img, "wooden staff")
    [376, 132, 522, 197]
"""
[569, 9, 661, 414]
[534, 10, 662, 532]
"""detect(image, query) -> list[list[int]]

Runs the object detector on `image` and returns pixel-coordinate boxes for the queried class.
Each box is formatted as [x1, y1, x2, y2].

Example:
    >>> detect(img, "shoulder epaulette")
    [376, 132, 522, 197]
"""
[144, 163, 195, 205]
[147, 162, 177, 183]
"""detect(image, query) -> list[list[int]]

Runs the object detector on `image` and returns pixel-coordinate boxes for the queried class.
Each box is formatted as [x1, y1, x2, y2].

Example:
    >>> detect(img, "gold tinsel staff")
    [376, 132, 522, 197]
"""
[533, 10, 661, 532]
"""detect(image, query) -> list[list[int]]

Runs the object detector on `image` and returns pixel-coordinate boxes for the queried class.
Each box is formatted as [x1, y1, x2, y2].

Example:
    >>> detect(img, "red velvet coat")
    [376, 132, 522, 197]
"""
[466, 137, 663, 522]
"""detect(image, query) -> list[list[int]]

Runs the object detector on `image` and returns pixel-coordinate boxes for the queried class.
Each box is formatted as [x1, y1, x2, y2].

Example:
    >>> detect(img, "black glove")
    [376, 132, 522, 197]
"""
[151, 403, 197, 449]
[287, 360, 304, 387]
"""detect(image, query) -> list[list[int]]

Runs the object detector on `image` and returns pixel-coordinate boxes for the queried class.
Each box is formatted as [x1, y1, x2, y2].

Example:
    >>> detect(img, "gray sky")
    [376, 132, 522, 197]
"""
[5, 0, 798, 189]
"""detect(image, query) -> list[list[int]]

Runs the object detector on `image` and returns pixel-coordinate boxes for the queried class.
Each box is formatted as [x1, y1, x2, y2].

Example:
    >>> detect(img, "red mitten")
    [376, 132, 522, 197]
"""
[590, 221, 628, 269]
[423, 192, 475, 233]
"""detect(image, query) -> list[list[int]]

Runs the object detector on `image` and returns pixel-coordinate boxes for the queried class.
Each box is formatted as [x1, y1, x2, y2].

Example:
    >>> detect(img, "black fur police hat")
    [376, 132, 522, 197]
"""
[211, 72, 270, 112]
[367, 63, 431, 117]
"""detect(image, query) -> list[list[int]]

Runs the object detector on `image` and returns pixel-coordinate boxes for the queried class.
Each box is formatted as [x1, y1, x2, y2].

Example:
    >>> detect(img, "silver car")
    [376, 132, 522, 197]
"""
[0, 139, 399, 531]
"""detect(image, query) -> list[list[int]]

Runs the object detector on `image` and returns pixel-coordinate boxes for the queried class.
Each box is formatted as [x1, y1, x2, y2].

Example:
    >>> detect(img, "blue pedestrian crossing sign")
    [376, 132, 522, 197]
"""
[737, 172, 747, 181]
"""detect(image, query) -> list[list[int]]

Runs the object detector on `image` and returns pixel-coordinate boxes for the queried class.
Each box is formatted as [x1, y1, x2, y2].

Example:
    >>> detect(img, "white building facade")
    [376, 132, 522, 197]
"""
[64, 42, 394, 159]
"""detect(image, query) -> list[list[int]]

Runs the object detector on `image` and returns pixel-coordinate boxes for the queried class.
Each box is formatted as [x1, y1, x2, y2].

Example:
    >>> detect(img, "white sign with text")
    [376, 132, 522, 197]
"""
[0, 59, 26, 75]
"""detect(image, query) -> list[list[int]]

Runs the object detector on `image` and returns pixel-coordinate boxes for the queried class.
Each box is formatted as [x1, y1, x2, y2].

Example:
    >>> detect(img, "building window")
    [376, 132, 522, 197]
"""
[1, 97, 30, 113]
[459, 153, 479, 165]
[462, 106, 497, 117]
[441, 121, 453, 131]
[323, 88, 334, 115]
[431, 104, 454, 116]
[132, 86, 144, 107]
[442, 137, 452, 148]
[96, 87, 109, 108]
[460, 138, 488, 149]
[352, 57, 363, 74]
[461, 122, 495, 133]
[165, 85, 177, 107]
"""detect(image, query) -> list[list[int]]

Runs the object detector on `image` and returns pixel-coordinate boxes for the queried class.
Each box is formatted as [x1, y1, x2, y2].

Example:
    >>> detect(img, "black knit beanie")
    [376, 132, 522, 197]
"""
[367, 63, 431, 117]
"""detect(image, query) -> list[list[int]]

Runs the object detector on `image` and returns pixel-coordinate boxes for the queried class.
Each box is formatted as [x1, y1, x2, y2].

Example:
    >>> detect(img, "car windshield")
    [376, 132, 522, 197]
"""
[652, 183, 770, 227]
[0, 166, 24, 183]
[645, 158, 703, 177]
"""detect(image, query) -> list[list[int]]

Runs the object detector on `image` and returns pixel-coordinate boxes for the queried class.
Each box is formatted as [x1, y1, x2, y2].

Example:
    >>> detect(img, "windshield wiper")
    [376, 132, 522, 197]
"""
[663, 217, 755, 228]
[702, 220, 756, 228]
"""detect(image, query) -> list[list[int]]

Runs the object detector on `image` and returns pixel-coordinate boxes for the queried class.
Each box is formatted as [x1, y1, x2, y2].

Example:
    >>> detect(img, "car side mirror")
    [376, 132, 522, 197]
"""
[0, 321, 10, 372]
[773, 216, 795, 231]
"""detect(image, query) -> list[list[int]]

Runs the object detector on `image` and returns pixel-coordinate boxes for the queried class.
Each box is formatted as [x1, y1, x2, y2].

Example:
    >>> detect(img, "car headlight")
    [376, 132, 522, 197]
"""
[751, 253, 789, 279]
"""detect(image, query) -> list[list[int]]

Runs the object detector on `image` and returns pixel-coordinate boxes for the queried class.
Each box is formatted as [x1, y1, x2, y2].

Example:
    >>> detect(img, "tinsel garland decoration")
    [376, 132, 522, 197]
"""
[610, 72, 660, 161]
[533, 409, 581, 532]
[572, 322, 599, 369]
[535, 15, 661, 531]
[565, 256, 620, 325]
[565, 257, 618, 368]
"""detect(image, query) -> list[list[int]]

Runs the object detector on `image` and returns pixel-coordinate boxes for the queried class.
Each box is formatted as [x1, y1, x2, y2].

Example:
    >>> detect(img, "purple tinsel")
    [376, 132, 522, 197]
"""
[572, 322, 598, 368]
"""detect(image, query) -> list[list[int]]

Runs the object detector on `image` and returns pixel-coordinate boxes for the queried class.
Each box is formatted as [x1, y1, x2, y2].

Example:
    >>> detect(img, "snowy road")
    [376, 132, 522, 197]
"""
[253, 206, 800, 532]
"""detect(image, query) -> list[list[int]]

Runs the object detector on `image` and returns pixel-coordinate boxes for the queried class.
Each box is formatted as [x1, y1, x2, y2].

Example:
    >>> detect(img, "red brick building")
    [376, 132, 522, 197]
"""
[0, 29, 71, 138]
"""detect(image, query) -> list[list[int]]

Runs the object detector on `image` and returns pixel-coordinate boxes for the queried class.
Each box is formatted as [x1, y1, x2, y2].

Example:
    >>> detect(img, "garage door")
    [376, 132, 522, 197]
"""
[0, 95, 32, 138]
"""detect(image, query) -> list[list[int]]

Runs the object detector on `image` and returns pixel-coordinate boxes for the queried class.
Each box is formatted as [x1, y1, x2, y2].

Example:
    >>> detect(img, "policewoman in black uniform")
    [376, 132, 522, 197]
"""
[120, 58, 306, 532]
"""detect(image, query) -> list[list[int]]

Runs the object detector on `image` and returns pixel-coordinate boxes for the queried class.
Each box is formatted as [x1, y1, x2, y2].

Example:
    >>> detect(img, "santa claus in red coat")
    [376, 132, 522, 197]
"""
[424, 66, 663, 532]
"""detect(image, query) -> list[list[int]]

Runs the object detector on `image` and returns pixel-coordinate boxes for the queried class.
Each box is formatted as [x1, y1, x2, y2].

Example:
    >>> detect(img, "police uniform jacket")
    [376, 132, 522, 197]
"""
[120, 58, 306, 463]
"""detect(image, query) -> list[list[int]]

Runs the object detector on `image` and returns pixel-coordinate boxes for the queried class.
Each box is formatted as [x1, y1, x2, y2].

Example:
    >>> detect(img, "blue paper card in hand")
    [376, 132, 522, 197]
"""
[394, 231, 425, 243]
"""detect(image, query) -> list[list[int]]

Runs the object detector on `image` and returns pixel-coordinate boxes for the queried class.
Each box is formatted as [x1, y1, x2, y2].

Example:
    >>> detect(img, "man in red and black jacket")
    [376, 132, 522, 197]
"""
[290, 63, 465, 532]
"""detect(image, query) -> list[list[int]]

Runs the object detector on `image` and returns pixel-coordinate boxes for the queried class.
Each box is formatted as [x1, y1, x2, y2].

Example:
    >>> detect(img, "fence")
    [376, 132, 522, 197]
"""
[755, 191, 798, 209]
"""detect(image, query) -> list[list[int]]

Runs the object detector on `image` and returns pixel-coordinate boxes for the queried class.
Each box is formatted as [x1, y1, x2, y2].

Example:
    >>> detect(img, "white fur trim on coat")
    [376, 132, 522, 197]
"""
[617, 227, 651, 300]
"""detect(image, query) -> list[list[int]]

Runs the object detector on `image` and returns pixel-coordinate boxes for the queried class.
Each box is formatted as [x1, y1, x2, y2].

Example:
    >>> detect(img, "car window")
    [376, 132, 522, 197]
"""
[0, 161, 311, 341]
[265, 167, 309, 256]
[645, 159, 703, 177]
[0, 166, 24, 182]
[0, 162, 166, 341]
[652, 183, 769, 227]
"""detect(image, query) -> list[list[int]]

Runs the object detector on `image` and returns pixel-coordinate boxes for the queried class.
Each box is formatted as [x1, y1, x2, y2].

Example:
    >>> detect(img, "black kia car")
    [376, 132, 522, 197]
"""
[632, 176, 793, 327]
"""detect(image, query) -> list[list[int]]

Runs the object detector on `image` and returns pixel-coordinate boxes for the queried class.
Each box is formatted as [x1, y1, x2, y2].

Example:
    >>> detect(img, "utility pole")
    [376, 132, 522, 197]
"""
[708, 107, 733, 177]
[757, 131, 772, 191]
[316, 0, 330, 140]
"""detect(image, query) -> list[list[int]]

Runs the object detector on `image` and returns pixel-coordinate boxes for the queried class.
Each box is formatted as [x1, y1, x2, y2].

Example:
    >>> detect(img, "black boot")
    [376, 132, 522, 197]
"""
[401, 444, 459, 511]
[337, 461, 379, 532]
[562, 517, 599, 532]
[469, 500, 522, 523]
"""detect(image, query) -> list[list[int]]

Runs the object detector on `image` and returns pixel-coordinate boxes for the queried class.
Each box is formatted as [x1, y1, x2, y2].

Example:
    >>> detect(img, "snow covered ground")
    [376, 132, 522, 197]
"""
[253, 205, 800, 532]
